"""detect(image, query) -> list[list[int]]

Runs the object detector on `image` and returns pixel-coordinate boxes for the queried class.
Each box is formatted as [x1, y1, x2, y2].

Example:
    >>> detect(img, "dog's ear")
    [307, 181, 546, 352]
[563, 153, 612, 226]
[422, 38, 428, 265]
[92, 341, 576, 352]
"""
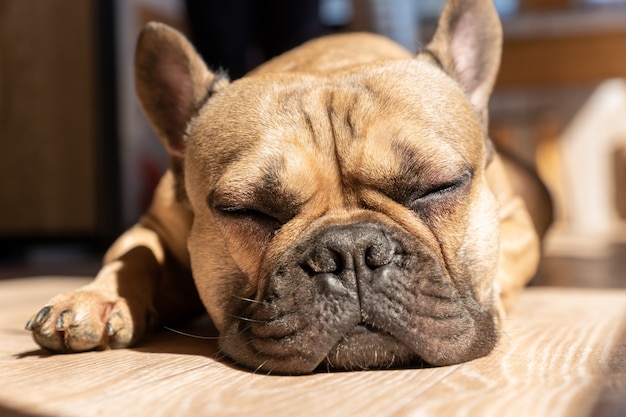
[135, 22, 228, 160]
[426, 0, 502, 130]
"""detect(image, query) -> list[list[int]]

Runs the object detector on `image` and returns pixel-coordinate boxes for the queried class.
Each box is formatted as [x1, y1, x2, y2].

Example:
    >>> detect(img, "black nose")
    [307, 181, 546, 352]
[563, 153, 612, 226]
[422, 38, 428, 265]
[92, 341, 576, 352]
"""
[301, 223, 398, 278]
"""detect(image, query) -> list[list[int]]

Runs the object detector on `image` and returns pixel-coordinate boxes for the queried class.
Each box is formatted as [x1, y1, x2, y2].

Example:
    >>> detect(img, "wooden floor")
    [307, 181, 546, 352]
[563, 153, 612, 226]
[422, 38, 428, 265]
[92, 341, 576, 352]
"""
[1, 274, 625, 417]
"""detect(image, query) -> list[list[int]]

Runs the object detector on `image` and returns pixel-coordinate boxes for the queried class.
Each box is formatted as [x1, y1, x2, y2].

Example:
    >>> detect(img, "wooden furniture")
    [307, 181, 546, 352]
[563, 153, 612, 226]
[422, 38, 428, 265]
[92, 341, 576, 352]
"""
[1, 276, 624, 417]
[498, 7, 626, 87]
[0, 0, 118, 240]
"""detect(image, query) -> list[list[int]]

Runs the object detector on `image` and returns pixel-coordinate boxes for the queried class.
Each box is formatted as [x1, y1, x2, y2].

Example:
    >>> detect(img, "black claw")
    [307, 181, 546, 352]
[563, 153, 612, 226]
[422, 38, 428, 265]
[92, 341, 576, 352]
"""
[55, 309, 72, 331]
[25, 319, 34, 331]
[34, 306, 52, 325]
[107, 322, 115, 336]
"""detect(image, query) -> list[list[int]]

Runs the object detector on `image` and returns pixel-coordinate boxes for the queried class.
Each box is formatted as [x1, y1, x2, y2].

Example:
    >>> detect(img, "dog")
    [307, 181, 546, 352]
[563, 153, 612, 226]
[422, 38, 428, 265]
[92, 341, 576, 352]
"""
[26, 0, 551, 374]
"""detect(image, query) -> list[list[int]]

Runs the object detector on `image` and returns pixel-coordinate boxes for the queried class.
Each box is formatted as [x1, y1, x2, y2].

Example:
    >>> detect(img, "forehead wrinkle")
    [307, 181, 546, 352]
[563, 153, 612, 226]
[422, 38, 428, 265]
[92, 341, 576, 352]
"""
[214, 152, 302, 208]
[273, 85, 333, 154]
[325, 87, 374, 209]
[392, 135, 471, 179]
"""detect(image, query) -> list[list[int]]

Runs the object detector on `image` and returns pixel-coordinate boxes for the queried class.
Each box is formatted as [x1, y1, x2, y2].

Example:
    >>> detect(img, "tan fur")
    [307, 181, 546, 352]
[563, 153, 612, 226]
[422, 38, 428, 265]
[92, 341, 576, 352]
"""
[27, 0, 549, 374]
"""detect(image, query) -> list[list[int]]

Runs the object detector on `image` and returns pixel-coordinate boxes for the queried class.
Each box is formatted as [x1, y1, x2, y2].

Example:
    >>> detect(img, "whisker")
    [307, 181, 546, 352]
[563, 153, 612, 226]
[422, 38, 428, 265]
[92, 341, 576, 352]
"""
[213, 349, 231, 362]
[162, 325, 220, 340]
[323, 355, 331, 373]
[495, 320, 516, 345]
[230, 294, 262, 304]
[235, 323, 253, 337]
[253, 360, 269, 374]
[228, 313, 266, 323]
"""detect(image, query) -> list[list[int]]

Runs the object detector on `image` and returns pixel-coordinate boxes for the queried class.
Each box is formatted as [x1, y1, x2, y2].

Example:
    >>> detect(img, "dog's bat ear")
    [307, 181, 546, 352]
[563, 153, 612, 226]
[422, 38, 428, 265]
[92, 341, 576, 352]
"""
[134, 22, 229, 159]
[426, 0, 502, 131]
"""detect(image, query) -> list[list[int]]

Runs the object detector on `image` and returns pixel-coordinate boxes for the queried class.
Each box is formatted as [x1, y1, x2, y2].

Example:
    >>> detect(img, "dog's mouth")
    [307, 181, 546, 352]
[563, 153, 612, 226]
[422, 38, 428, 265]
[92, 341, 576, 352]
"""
[220, 294, 497, 375]
[318, 323, 422, 372]
[218, 221, 499, 374]
[221, 312, 423, 374]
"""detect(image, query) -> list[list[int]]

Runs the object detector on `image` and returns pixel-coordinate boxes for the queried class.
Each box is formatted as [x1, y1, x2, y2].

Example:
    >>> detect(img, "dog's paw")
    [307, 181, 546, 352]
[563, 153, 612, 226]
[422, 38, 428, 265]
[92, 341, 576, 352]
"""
[25, 289, 138, 353]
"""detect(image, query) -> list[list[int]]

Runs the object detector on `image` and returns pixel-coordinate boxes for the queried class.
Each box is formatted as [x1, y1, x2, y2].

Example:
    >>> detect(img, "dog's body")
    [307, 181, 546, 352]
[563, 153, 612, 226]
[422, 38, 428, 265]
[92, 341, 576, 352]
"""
[27, 0, 550, 374]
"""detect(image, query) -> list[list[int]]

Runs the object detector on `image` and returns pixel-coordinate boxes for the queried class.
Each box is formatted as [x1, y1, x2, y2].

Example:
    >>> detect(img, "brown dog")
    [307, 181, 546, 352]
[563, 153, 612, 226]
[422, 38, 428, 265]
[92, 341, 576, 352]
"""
[26, 0, 549, 374]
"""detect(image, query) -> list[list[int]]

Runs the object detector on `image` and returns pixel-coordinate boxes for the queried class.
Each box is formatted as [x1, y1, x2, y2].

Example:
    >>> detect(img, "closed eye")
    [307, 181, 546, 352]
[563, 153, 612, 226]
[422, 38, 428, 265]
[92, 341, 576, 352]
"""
[215, 204, 280, 221]
[216, 205, 261, 216]
[418, 173, 471, 200]
[403, 171, 472, 215]
[214, 204, 283, 231]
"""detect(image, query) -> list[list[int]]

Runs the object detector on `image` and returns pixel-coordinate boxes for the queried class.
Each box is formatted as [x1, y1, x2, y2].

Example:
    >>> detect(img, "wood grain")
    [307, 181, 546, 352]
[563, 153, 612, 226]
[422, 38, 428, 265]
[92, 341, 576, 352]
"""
[498, 30, 626, 87]
[0, 0, 98, 235]
[1, 277, 625, 417]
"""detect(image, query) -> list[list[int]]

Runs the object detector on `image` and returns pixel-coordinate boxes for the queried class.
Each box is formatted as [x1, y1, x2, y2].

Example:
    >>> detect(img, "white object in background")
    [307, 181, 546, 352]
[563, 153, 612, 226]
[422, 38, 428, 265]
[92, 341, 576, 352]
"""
[559, 79, 626, 240]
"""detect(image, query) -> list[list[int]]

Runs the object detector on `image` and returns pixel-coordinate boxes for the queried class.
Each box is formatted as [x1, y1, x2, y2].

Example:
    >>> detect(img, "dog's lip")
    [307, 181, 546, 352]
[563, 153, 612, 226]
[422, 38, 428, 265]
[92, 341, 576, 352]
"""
[318, 322, 419, 371]
[343, 322, 404, 344]
[351, 322, 384, 334]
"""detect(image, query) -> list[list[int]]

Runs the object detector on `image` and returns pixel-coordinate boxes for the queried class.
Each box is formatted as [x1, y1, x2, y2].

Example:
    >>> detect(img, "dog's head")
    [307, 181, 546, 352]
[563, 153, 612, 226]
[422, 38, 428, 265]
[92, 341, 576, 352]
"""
[135, 0, 503, 374]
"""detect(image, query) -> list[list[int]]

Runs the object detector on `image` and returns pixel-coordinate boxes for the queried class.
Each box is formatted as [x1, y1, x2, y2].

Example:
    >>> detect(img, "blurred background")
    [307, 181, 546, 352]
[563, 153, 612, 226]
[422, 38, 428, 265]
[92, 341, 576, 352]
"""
[1, 0, 625, 286]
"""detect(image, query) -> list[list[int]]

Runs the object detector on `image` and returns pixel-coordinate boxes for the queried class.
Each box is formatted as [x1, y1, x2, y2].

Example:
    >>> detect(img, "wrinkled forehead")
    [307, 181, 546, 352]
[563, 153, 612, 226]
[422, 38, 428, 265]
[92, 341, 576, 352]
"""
[186, 59, 484, 189]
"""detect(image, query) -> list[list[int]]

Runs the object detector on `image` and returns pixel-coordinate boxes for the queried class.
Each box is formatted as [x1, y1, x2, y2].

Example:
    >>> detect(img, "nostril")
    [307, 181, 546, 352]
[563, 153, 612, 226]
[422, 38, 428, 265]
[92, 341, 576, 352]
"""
[302, 247, 344, 276]
[300, 224, 400, 277]
[365, 247, 380, 268]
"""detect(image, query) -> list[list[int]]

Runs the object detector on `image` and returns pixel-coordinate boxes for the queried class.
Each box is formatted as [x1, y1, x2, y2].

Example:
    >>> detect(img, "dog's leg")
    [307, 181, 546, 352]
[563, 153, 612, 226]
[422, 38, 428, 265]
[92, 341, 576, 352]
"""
[26, 23, 227, 353]
[26, 172, 203, 353]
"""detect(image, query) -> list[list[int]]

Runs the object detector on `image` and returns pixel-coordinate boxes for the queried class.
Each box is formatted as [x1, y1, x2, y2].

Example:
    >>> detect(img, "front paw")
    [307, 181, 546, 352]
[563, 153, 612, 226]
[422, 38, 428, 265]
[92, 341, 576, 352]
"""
[25, 289, 142, 353]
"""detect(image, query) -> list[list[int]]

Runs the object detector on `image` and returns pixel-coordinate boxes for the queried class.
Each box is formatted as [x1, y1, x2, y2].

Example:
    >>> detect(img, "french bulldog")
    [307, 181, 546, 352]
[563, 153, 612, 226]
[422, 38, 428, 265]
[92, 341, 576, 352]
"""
[26, 0, 550, 374]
